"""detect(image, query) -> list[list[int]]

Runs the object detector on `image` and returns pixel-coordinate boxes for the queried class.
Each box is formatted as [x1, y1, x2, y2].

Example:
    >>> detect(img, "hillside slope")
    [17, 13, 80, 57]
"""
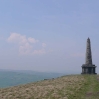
[0, 75, 99, 99]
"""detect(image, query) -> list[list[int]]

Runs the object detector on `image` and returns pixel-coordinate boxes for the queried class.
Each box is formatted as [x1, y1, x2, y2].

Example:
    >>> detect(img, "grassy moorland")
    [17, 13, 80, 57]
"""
[0, 75, 98, 99]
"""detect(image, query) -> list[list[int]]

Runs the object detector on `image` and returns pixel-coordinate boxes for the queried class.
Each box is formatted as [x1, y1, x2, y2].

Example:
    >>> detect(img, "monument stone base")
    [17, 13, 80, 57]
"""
[81, 64, 97, 74]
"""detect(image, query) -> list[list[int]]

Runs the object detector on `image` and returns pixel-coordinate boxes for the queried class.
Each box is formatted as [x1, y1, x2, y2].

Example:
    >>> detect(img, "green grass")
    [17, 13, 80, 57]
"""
[67, 75, 99, 99]
[0, 75, 99, 99]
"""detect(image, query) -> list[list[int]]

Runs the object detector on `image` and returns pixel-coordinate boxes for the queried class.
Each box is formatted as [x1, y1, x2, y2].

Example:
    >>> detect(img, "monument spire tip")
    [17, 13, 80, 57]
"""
[87, 37, 90, 40]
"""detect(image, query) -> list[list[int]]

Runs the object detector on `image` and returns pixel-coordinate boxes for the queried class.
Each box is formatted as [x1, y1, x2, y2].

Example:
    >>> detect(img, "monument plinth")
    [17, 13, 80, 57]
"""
[81, 38, 97, 74]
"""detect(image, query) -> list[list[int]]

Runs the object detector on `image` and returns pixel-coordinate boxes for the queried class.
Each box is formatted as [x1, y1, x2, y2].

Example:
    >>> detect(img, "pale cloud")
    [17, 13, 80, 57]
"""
[32, 49, 46, 55]
[7, 33, 46, 55]
[42, 43, 46, 47]
[7, 33, 27, 44]
[28, 37, 39, 43]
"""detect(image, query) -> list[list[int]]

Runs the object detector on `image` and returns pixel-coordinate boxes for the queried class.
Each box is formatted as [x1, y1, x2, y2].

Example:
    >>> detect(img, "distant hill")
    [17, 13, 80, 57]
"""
[0, 69, 64, 88]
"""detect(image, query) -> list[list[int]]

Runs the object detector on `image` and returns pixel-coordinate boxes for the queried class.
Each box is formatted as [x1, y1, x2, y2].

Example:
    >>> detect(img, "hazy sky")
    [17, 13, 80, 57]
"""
[0, 0, 99, 73]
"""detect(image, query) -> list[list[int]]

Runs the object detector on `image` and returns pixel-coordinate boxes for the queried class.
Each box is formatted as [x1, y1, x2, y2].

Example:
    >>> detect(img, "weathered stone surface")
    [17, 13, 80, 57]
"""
[85, 38, 92, 64]
[81, 38, 97, 74]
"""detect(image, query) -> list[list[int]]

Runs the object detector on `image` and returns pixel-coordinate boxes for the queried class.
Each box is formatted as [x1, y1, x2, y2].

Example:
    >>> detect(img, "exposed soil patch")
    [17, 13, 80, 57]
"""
[96, 77, 99, 81]
[86, 92, 93, 97]
[86, 91, 99, 97]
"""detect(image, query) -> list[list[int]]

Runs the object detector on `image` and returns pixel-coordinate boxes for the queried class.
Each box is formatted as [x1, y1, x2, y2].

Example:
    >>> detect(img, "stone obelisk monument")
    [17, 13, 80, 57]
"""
[81, 38, 97, 74]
